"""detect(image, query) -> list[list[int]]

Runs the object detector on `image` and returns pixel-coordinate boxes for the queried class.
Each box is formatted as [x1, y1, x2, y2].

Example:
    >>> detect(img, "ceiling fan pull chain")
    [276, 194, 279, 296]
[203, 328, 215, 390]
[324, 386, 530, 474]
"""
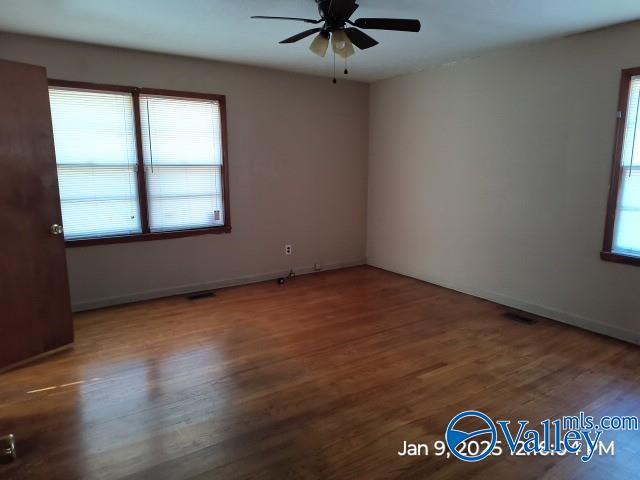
[332, 51, 337, 84]
[344, 56, 348, 76]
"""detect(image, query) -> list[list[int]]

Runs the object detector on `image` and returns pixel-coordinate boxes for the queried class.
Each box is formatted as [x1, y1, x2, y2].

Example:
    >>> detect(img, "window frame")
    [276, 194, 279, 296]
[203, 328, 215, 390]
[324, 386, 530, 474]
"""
[48, 79, 231, 247]
[601, 67, 640, 267]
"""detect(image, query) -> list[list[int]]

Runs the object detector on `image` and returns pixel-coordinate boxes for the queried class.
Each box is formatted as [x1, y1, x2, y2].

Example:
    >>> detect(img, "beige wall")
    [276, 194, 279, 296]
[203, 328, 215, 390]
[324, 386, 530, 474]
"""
[3, 23, 638, 341]
[0, 33, 369, 310]
[368, 22, 640, 343]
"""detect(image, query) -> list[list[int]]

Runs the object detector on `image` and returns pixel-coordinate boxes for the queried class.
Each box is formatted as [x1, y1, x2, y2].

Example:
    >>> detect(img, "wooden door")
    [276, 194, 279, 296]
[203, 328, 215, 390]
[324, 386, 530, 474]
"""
[0, 59, 73, 370]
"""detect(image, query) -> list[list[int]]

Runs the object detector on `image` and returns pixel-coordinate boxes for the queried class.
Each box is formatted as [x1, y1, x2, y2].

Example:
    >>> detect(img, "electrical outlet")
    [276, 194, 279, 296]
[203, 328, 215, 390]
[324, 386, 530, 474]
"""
[285, 244, 292, 255]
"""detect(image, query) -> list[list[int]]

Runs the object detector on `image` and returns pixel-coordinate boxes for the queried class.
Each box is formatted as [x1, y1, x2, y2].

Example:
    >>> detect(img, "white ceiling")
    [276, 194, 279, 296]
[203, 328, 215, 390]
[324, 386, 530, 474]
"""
[1, 0, 640, 82]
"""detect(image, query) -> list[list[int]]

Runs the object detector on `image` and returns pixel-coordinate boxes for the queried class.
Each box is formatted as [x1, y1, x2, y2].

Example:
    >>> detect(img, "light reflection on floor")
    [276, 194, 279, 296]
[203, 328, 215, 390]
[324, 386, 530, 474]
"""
[76, 345, 230, 471]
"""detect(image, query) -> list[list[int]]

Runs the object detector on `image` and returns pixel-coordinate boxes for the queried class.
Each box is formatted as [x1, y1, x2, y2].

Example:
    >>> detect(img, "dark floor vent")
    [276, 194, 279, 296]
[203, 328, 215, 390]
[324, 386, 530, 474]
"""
[502, 311, 536, 324]
[187, 291, 216, 301]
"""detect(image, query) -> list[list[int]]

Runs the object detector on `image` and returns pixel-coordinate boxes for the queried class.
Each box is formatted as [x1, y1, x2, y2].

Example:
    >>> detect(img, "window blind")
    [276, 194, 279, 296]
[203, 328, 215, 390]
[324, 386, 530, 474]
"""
[139, 94, 224, 233]
[49, 88, 141, 240]
[613, 76, 640, 256]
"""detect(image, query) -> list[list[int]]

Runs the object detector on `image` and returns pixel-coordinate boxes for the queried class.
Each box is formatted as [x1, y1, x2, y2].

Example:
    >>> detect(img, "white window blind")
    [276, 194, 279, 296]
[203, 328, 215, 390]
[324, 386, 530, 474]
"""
[613, 76, 640, 256]
[49, 88, 141, 240]
[139, 94, 224, 233]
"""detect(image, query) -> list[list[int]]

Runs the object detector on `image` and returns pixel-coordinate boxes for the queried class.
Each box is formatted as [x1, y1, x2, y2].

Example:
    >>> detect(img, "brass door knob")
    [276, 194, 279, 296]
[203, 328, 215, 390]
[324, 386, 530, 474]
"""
[0, 434, 16, 462]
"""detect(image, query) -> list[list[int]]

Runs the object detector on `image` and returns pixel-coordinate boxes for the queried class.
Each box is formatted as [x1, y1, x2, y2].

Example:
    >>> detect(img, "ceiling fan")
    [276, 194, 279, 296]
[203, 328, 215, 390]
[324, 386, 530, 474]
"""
[251, 0, 421, 60]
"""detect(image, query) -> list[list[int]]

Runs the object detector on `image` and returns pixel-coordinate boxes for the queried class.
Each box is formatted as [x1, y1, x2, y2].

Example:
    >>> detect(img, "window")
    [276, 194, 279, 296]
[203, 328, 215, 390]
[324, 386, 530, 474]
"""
[48, 81, 230, 245]
[49, 88, 141, 239]
[140, 94, 225, 232]
[603, 68, 640, 266]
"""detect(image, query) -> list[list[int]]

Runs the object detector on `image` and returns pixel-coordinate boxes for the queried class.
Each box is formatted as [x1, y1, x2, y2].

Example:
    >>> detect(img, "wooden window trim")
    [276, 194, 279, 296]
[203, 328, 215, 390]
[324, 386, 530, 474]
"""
[600, 251, 640, 267]
[48, 79, 231, 247]
[601, 67, 640, 267]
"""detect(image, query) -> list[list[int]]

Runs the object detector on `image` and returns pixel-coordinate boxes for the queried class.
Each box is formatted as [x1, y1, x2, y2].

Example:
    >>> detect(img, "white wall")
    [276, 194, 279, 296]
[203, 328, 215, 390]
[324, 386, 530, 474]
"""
[368, 22, 640, 343]
[0, 33, 369, 310]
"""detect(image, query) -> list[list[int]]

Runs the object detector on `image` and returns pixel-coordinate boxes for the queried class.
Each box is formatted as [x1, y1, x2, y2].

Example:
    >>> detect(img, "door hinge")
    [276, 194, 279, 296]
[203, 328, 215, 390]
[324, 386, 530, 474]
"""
[617, 111, 623, 119]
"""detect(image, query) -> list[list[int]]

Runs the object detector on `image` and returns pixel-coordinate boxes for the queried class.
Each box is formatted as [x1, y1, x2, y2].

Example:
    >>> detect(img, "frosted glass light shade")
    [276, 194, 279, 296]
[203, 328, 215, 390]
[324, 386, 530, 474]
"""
[331, 30, 355, 58]
[309, 33, 329, 57]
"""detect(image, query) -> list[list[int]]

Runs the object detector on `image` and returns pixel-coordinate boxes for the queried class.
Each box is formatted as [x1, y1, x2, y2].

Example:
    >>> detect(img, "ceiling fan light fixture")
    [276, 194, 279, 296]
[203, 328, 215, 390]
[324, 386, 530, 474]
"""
[331, 30, 354, 59]
[309, 32, 330, 57]
[331, 30, 356, 58]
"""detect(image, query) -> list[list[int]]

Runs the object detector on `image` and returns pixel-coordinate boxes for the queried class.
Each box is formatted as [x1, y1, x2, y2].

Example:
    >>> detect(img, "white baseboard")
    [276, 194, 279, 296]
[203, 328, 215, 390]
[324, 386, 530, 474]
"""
[75, 258, 638, 346]
[72, 259, 366, 312]
[368, 262, 640, 346]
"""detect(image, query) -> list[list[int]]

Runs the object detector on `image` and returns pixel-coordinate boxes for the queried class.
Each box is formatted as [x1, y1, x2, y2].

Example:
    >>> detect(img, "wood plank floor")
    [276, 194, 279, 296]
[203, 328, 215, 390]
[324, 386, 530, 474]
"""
[1, 266, 639, 479]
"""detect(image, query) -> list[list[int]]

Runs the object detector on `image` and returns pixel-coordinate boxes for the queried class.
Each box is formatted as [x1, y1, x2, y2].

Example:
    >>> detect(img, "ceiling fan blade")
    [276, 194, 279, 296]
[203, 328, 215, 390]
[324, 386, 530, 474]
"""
[344, 28, 378, 50]
[251, 16, 322, 24]
[327, 0, 359, 21]
[279, 28, 322, 44]
[353, 18, 421, 32]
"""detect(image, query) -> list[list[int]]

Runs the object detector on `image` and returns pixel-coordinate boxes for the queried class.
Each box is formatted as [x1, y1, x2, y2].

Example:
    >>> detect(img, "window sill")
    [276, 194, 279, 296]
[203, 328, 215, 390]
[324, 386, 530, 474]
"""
[65, 225, 231, 248]
[600, 251, 640, 267]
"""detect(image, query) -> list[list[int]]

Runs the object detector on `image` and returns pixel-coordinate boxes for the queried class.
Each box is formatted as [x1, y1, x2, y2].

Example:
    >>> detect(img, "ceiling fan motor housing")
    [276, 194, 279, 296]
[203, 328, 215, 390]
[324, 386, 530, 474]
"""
[317, 0, 358, 32]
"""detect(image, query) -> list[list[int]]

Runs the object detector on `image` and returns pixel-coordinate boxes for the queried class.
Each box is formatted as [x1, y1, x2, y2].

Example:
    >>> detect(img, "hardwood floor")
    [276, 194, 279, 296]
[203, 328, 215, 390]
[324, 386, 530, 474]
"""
[1, 266, 639, 479]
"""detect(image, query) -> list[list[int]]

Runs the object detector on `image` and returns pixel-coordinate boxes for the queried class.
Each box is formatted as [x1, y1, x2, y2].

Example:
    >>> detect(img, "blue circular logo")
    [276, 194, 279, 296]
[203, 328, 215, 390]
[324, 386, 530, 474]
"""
[445, 410, 497, 462]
